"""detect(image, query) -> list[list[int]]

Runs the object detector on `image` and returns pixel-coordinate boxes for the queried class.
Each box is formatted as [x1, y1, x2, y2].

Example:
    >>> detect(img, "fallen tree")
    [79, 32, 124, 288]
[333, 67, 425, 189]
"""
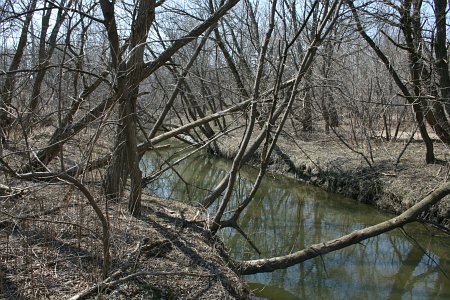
[238, 181, 450, 275]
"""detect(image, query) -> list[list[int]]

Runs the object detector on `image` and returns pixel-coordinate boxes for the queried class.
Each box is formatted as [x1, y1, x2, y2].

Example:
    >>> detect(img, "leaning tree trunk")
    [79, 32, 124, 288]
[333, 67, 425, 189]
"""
[238, 181, 450, 274]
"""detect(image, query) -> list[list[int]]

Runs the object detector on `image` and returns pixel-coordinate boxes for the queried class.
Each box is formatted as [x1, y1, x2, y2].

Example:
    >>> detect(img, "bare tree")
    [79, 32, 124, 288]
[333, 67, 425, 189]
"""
[26, 0, 72, 125]
[346, 0, 450, 163]
[0, 0, 37, 131]
[1, 0, 449, 293]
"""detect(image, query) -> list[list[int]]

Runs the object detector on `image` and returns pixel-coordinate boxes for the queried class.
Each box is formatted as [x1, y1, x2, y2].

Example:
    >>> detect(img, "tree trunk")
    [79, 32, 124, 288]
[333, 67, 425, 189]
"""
[104, 91, 143, 216]
[432, 0, 450, 136]
[0, 0, 37, 129]
[27, 0, 70, 124]
[238, 181, 450, 274]
[433, 0, 450, 110]
[347, 0, 435, 162]
[401, 0, 435, 162]
[302, 69, 314, 132]
[301, 4, 318, 132]
[102, 0, 155, 216]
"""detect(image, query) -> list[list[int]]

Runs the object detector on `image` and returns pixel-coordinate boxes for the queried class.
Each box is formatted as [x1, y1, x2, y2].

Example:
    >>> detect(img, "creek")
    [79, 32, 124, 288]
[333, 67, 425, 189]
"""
[141, 143, 450, 300]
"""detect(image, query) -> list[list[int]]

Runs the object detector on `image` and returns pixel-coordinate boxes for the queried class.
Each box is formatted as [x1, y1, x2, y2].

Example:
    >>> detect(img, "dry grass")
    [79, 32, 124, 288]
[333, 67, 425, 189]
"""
[211, 120, 450, 230]
[0, 185, 250, 299]
[2, 117, 450, 299]
[0, 125, 250, 299]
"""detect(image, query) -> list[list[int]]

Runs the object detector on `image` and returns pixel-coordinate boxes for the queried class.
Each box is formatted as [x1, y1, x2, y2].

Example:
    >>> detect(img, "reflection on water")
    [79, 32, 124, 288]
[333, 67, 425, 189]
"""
[141, 145, 450, 300]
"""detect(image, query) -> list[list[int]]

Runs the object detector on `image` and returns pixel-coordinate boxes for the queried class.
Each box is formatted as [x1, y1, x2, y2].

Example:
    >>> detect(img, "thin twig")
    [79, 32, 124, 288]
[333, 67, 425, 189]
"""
[0, 208, 99, 238]
[395, 124, 418, 166]
[400, 227, 449, 279]
[233, 222, 262, 256]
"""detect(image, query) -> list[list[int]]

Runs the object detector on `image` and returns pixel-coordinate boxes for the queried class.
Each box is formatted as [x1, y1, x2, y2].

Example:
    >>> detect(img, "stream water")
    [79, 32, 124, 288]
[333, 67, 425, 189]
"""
[141, 143, 450, 299]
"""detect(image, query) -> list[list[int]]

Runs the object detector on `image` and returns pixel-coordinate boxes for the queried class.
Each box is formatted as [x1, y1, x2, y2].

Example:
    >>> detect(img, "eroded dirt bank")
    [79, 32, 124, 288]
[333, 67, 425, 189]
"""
[215, 131, 450, 231]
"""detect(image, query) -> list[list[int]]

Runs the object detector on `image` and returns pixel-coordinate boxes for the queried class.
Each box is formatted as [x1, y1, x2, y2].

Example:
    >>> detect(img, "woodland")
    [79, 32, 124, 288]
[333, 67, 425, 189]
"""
[0, 0, 449, 298]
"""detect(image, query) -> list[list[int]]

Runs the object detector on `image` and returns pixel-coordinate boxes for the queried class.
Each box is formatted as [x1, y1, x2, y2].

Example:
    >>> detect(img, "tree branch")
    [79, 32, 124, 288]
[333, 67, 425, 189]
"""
[238, 181, 450, 275]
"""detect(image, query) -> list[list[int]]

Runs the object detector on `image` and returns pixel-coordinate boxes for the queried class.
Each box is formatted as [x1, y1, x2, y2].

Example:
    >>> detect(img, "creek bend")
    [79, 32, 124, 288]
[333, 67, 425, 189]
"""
[141, 144, 450, 299]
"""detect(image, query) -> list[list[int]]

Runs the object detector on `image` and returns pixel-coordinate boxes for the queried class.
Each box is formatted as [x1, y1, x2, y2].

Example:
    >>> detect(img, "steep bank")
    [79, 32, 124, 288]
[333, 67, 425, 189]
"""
[0, 127, 253, 299]
[0, 178, 250, 299]
[214, 131, 450, 231]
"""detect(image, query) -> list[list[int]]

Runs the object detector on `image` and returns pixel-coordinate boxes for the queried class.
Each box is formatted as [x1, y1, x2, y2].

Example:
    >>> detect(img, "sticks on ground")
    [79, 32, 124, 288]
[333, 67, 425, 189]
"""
[69, 270, 214, 300]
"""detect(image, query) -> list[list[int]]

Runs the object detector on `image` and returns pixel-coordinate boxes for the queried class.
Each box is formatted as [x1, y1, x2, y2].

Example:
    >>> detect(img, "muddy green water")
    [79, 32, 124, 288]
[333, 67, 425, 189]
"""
[141, 145, 450, 299]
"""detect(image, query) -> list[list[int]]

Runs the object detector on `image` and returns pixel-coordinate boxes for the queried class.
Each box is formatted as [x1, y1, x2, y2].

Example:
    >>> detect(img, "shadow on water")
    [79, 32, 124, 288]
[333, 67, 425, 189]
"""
[141, 144, 450, 300]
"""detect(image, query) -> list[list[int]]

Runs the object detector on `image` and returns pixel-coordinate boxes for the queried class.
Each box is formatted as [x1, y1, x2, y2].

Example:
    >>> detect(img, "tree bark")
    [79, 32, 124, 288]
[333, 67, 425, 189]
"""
[0, 0, 37, 129]
[27, 0, 71, 123]
[102, 0, 155, 216]
[347, 0, 435, 162]
[433, 0, 450, 115]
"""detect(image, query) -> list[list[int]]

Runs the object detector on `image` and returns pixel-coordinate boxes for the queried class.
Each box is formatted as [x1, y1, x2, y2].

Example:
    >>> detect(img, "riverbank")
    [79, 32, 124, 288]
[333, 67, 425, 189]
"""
[1, 123, 449, 299]
[214, 129, 450, 231]
[0, 181, 250, 299]
[0, 125, 254, 299]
